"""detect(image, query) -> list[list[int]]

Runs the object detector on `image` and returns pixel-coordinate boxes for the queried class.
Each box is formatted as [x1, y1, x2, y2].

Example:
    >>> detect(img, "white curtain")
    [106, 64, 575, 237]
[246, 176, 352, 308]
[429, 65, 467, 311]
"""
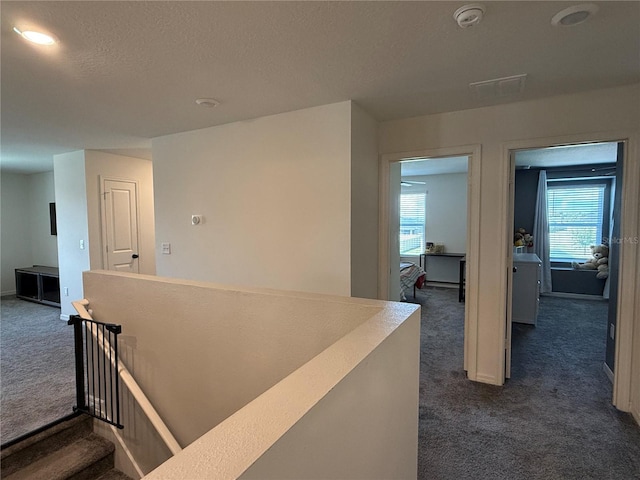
[533, 170, 552, 293]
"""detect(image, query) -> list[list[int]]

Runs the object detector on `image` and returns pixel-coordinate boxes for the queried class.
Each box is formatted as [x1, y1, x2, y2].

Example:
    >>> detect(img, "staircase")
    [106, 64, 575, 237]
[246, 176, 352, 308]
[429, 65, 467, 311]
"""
[1, 414, 131, 480]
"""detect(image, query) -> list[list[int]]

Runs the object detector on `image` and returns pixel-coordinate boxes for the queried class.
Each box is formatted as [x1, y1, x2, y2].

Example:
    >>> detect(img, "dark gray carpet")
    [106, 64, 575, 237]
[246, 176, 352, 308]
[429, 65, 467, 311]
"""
[1, 296, 75, 445]
[413, 287, 640, 480]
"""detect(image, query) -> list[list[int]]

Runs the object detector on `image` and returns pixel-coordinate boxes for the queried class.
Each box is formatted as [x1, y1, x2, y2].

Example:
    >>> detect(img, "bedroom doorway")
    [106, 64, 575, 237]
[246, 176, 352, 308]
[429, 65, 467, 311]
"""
[399, 156, 469, 296]
[505, 139, 625, 401]
[380, 145, 481, 377]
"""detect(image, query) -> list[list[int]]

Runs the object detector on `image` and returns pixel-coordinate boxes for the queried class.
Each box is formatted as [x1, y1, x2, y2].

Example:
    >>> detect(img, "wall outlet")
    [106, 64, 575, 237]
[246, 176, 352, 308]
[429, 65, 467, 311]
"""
[161, 242, 171, 255]
[64, 287, 69, 296]
[79, 239, 85, 250]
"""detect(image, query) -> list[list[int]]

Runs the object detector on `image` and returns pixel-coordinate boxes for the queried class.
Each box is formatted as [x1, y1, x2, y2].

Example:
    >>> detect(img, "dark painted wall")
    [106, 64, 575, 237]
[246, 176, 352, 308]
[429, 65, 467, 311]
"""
[513, 169, 539, 235]
[514, 164, 616, 296]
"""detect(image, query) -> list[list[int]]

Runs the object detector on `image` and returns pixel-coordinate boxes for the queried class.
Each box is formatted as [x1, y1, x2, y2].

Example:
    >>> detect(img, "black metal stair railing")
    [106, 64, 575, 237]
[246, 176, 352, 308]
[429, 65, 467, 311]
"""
[68, 315, 124, 429]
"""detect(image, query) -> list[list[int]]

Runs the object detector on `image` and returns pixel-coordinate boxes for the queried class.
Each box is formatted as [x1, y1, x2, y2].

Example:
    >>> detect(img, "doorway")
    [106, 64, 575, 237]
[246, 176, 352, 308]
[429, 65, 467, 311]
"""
[506, 140, 623, 394]
[399, 156, 468, 291]
[379, 145, 481, 378]
[101, 177, 140, 273]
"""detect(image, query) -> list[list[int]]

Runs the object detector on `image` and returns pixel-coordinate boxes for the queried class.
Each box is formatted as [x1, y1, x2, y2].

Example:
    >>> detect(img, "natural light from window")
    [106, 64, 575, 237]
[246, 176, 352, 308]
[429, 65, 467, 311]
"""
[400, 193, 426, 255]
[547, 183, 606, 261]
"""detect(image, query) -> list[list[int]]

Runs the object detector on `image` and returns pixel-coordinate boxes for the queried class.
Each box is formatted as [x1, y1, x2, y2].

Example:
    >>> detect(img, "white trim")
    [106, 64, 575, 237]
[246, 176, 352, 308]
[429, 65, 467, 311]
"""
[379, 144, 481, 381]
[500, 130, 639, 413]
[603, 363, 614, 384]
[1, 290, 17, 297]
[504, 151, 515, 379]
[110, 425, 146, 479]
[60, 313, 70, 321]
[474, 373, 501, 386]
[541, 292, 606, 301]
[99, 176, 142, 272]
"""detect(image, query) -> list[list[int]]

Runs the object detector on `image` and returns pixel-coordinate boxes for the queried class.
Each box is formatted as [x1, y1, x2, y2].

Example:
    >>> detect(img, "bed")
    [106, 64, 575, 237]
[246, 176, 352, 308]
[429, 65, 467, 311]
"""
[400, 262, 426, 300]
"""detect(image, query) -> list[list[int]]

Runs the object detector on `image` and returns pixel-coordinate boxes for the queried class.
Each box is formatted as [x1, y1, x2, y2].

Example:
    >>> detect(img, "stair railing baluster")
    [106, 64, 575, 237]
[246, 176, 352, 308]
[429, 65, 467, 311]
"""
[69, 315, 124, 429]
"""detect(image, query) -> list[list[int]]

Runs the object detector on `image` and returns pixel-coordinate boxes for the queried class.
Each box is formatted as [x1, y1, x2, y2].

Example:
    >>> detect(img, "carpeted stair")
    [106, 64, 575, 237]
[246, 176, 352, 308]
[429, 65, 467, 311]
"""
[1, 414, 131, 480]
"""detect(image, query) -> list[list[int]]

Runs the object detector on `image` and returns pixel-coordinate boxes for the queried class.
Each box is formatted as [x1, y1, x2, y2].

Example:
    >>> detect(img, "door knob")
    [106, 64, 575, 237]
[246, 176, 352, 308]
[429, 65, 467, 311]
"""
[513, 266, 518, 272]
[132, 254, 139, 259]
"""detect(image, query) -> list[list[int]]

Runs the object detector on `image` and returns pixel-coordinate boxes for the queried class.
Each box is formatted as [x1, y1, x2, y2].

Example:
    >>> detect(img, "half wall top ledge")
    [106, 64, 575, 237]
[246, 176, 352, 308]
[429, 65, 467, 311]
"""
[81, 270, 421, 479]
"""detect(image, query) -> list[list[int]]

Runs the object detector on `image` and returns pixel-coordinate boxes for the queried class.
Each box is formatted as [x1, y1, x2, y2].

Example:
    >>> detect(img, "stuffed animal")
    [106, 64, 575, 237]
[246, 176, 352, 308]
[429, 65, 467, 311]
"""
[514, 228, 533, 248]
[514, 232, 524, 247]
[572, 244, 609, 279]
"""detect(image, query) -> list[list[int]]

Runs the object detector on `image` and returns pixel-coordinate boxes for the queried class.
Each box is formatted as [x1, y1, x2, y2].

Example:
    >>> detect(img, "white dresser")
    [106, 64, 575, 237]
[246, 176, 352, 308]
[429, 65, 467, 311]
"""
[511, 253, 541, 325]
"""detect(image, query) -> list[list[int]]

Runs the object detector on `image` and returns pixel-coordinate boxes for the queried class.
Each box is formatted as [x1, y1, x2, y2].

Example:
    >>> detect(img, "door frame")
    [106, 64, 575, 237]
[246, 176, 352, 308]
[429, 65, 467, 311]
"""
[99, 176, 141, 272]
[501, 130, 639, 415]
[379, 144, 482, 379]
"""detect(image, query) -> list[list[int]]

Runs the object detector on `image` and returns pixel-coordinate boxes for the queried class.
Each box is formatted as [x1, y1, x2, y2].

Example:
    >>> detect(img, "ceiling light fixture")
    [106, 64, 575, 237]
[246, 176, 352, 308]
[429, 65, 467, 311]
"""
[551, 4, 599, 27]
[13, 27, 57, 45]
[195, 98, 220, 108]
[453, 4, 486, 28]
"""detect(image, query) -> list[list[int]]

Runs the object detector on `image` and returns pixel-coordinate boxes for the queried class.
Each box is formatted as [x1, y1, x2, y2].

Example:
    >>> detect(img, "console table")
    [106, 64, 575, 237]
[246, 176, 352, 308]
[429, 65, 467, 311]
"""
[15, 266, 60, 307]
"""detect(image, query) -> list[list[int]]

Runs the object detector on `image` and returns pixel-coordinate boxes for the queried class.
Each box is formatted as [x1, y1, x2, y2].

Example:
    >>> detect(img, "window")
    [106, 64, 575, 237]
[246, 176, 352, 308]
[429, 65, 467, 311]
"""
[400, 193, 426, 255]
[546, 182, 606, 261]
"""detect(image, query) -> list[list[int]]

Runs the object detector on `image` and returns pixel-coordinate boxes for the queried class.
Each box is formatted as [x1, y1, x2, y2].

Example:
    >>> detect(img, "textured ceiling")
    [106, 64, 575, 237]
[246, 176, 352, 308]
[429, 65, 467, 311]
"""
[1, 1, 639, 173]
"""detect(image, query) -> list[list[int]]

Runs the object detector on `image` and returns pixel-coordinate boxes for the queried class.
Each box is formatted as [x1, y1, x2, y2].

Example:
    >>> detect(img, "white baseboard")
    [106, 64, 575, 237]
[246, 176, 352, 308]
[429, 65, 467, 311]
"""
[60, 313, 70, 321]
[603, 363, 614, 384]
[474, 373, 501, 385]
[1, 290, 16, 297]
[425, 282, 458, 289]
[632, 406, 640, 427]
[542, 292, 607, 301]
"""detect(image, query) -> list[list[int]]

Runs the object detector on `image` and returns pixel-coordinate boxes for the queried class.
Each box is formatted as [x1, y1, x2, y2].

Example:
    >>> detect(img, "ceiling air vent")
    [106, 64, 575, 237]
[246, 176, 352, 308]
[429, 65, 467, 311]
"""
[469, 74, 527, 100]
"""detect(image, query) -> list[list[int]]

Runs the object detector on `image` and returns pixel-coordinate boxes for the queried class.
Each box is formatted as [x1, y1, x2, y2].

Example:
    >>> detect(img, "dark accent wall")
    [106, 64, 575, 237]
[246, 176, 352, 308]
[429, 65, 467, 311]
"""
[550, 268, 606, 295]
[513, 169, 539, 234]
[514, 163, 616, 296]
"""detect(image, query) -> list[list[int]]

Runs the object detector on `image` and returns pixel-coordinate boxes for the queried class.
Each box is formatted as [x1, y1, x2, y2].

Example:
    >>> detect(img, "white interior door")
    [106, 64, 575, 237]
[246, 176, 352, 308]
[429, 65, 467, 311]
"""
[388, 162, 401, 301]
[102, 178, 140, 273]
[505, 154, 515, 378]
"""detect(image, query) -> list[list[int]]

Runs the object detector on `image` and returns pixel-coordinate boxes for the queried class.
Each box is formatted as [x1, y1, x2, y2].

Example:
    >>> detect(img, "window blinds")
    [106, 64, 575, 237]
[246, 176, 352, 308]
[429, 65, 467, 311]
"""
[546, 183, 606, 260]
[400, 193, 426, 255]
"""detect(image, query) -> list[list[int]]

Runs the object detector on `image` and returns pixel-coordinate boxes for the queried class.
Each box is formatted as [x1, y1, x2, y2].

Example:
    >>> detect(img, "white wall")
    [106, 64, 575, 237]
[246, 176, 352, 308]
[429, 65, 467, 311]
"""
[401, 172, 467, 283]
[83, 271, 418, 479]
[350, 103, 379, 299]
[380, 83, 640, 385]
[152, 102, 353, 296]
[1, 173, 32, 295]
[53, 151, 91, 318]
[29, 171, 59, 267]
[1, 171, 59, 295]
[52, 150, 156, 318]
[84, 150, 156, 275]
[402, 172, 467, 254]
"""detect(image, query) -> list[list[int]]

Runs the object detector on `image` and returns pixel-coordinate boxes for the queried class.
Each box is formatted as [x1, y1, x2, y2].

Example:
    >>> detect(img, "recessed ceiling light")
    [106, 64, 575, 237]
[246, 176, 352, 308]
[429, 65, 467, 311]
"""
[13, 27, 57, 45]
[195, 98, 220, 108]
[551, 4, 599, 27]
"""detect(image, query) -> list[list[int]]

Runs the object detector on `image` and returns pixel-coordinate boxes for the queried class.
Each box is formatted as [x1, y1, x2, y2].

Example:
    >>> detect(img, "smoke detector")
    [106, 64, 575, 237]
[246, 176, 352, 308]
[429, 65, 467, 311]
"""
[453, 4, 486, 28]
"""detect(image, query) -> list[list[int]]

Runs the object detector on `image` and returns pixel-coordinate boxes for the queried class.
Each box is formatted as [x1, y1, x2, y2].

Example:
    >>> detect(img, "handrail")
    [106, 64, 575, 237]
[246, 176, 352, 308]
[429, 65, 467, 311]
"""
[73, 299, 182, 456]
